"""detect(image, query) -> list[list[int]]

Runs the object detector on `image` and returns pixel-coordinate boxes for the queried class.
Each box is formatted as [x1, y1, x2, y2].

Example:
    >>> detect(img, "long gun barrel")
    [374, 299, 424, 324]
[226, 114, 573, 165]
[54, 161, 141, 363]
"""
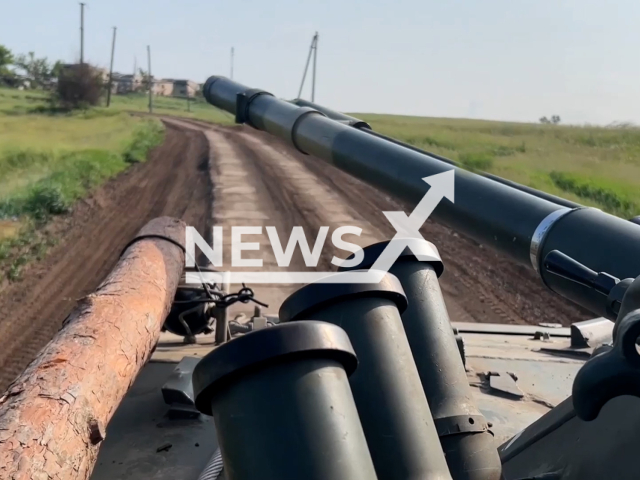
[203, 76, 640, 317]
[291, 98, 580, 209]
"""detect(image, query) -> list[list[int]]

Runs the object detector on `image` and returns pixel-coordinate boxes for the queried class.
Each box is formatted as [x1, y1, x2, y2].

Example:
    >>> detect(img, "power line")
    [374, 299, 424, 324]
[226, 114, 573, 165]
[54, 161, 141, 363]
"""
[297, 32, 318, 100]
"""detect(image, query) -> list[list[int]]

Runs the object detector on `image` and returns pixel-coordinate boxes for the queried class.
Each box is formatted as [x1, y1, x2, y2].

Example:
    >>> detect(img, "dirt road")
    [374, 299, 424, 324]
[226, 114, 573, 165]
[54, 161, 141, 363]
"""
[0, 118, 588, 391]
[0, 121, 212, 390]
[174, 118, 587, 326]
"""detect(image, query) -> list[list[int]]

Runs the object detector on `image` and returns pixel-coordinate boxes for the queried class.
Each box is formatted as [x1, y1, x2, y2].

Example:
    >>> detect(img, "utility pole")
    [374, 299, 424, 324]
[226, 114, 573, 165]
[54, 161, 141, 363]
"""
[133, 56, 137, 92]
[106, 27, 117, 107]
[147, 45, 152, 114]
[79, 3, 86, 64]
[311, 32, 318, 102]
[230, 47, 234, 80]
[297, 32, 318, 100]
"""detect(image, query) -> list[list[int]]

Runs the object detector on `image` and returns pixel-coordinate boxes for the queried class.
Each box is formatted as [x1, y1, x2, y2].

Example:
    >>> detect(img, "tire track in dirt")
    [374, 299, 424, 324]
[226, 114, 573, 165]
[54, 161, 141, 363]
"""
[163, 118, 316, 315]
[226, 128, 478, 323]
[230, 129, 379, 266]
[0, 121, 212, 391]
[245, 127, 590, 326]
[166, 118, 395, 316]
[0, 114, 590, 391]
[167, 117, 588, 326]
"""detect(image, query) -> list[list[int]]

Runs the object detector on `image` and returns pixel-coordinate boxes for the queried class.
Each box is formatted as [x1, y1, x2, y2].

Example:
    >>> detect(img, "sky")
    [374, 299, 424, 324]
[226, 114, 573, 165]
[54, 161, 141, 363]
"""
[2, 0, 640, 125]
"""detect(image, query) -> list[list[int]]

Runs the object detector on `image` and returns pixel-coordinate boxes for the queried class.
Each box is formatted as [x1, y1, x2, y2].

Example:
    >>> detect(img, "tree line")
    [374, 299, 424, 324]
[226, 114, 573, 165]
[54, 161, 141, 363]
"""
[0, 44, 65, 89]
[1, 44, 105, 109]
[540, 115, 561, 125]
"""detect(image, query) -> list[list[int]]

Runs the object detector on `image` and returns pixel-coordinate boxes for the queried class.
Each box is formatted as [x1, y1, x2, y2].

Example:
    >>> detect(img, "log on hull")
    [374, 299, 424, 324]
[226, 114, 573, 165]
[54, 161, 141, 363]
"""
[0, 216, 186, 480]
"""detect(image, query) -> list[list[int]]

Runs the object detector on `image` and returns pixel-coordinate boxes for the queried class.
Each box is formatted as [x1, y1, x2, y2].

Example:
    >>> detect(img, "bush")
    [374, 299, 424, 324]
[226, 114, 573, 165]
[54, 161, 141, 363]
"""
[23, 184, 69, 220]
[0, 121, 165, 223]
[549, 171, 637, 217]
[0, 149, 52, 173]
[55, 64, 104, 109]
[123, 120, 165, 163]
[458, 152, 494, 172]
[0, 183, 69, 222]
[0, 150, 123, 221]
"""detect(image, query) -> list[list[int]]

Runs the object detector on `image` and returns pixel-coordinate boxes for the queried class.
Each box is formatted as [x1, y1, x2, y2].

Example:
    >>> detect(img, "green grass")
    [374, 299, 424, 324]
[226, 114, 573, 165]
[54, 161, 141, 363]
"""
[0, 225, 59, 280]
[0, 87, 165, 280]
[1, 85, 639, 280]
[354, 114, 640, 218]
[109, 92, 235, 125]
[0, 110, 164, 218]
[0, 88, 50, 116]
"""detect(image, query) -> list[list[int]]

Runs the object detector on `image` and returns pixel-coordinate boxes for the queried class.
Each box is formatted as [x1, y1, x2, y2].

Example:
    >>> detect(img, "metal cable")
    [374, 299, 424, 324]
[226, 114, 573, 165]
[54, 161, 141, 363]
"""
[197, 447, 224, 480]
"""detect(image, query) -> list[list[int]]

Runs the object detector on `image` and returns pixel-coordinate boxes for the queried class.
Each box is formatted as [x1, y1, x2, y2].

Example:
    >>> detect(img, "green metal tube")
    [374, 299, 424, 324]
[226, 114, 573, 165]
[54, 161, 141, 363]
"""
[339, 240, 502, 480]
[193, 322, 378, 480]
[290, 98, 578, 209]
[280, 274, 453, 480]
[202, 76, 640, 317]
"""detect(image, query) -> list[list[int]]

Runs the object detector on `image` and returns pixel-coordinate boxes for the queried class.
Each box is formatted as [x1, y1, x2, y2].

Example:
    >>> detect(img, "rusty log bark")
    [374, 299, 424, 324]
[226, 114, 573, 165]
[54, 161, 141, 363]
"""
[0, 216, 186, 480]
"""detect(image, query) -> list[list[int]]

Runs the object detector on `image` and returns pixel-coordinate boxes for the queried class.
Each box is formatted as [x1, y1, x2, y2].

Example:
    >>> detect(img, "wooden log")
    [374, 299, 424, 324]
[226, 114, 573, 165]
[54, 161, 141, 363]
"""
[0, 216, 187, 480]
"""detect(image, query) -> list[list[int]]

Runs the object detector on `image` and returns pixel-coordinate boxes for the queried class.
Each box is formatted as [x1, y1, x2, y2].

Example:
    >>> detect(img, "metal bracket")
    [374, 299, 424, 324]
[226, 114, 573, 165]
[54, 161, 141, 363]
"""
[290, 108, 326, 155]
[529, 208, 573, 273]
[573, 309, 640, 421]
[452, 327, 466, 367]
[434, 414, 489, 436]
[161, 356, 201, 418]
[570, 317, 613, 348]
[235, 89, 274, 127]
[487, 371, 524, 399]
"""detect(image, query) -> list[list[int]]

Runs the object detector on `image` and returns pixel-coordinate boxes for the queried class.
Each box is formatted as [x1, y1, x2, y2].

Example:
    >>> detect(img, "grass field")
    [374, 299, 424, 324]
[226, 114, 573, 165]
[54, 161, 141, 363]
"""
[115, 93, 640, 219]
[357, 114, 640, 218]
[110, 92, 235, 124]
[0, 86, 638, 280]
[0, 87, 165, 279]
[116, 94, 640, 218]
[3, 87, 639, 221]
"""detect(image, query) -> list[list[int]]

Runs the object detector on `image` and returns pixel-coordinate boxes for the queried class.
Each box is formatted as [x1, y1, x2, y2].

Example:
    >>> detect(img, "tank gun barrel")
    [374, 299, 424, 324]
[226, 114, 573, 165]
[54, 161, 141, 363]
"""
[291, 98, 373, 129]
[291, 98, 580, 209]
[203, 76, 640, 317]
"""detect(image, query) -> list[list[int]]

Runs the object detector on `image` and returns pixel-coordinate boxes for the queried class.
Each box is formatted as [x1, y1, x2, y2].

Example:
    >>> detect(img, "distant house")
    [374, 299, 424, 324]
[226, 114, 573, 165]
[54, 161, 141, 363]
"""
[116, 77, 200, 97]
[114, 74, 143, 94]
[152, 79, 174, 97]
[172, 79, 199, 98]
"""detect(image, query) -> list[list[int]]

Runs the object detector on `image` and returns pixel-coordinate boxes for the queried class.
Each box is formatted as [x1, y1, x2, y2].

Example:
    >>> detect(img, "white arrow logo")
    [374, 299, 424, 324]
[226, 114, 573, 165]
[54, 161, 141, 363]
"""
[368, 170, 455, 275]
[185, 170, 455, 285]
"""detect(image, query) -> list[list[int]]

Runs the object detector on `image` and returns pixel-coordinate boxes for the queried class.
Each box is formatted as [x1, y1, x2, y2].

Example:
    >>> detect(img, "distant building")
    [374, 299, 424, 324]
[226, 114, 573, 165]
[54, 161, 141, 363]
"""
[172, 79, 199, 98]
[115, 74, 143, 94]
[151, 79, 173, 96]
[146, 79, 199, 97]
[96, 74, 200, 97]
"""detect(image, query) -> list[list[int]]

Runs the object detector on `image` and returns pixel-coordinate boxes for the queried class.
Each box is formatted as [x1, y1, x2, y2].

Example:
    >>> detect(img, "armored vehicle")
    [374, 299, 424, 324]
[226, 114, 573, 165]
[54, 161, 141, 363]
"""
[2, 76, 640, 480]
